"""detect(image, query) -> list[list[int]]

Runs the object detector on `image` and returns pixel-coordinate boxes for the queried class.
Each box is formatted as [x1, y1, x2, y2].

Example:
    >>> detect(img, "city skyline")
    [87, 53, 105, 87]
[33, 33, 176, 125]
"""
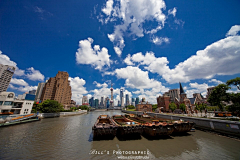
[0, 0, 240, 105]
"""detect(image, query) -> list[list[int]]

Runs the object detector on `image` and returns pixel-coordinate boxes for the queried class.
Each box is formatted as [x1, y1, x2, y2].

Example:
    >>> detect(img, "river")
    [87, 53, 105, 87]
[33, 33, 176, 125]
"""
[0, 110, 239, 160]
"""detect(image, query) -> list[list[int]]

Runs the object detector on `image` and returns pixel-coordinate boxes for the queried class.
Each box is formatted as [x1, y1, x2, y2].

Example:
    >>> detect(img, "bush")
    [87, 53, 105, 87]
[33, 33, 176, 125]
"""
[37, 100, 64, 113]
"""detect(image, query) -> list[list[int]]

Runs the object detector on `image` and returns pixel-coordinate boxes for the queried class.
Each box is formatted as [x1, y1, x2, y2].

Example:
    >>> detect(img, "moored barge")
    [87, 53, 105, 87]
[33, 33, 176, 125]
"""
[112, 115, 143, 136]
[125, 114, 174, 137]
[92, 115, 118, 139]
[171, 120, 195, 133]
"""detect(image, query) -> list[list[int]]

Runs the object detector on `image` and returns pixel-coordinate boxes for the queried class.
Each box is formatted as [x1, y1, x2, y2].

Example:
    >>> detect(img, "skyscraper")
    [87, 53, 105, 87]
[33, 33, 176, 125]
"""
[125, 94, 129, 106]
[110, 83, 114, 108]
[82, 96, 88, 105]
[35, 82, 45, 102]
[95, 99, 99, 108]
[0, 64, 15, 92]
[40, 71, 72, 106]
[90, 97, 94, 107]
[135, 97, 139, 107]
[120, 89, 124, 106]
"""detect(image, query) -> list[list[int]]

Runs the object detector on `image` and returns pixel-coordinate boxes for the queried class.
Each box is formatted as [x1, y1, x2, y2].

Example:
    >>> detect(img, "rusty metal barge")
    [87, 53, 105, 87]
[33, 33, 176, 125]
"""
[112, 115, 143, 136]
[125, 114, 174, 137]
[92, 115, 118, 139]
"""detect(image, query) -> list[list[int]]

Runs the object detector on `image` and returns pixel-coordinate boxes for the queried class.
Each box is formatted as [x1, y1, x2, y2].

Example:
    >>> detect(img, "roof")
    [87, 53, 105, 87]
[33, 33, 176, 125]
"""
[179, 82, 185, 94]
[188, 98, 196, 105]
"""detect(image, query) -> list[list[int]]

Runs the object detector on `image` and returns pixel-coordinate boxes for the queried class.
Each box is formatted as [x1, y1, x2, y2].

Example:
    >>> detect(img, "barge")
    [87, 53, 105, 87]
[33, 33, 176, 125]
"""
[92, 115, 118, 139]
[112, 115, 143, 136]
[125, 114, 174, 137]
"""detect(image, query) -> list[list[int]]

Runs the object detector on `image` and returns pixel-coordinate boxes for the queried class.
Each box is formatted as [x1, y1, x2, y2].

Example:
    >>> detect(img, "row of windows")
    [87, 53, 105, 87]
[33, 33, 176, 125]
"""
[0, 101, 13, 105]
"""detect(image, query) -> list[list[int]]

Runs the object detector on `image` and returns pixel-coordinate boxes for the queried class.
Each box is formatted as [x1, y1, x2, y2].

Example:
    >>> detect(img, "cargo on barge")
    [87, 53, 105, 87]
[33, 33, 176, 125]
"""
[92, 115, 118, 139]
[125, 114, 174, 137]
[112, 115, 143, 136]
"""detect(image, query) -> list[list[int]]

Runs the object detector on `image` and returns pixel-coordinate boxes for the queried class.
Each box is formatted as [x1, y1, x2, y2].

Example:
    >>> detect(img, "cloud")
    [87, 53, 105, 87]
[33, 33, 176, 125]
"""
[123, 54, 134, 65]
[69, 77, 88, 105]
[10, 78, 28, 86]
[0, 51, 44, 80]
[8, 84, 38, 93]
[114, 66, 169, 93]
[124, 26, 240, 84]
[151, 36, 170, 45]
[208, 79, 224, 84]
[99, 0, 168, 56]
[26, 67, 45, 81]
[226, 25, 240, 37]
[76, 38, 111, 71]
[93, 81, 108, 88]
[185, 82, 212, 98]
[168, 7, 177, 17]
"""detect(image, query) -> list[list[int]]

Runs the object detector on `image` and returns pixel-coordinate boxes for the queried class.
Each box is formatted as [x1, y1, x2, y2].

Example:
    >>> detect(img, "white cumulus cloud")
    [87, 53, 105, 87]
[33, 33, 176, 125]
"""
[226, 25, 240, 37]
[69, 77, 88, 105]
[99, 0, 168, 56]
[10, 78, 29, 86]
[76, 38, 111, 71]
[152, 36, 170, 45]
[26, 67, 45, 81]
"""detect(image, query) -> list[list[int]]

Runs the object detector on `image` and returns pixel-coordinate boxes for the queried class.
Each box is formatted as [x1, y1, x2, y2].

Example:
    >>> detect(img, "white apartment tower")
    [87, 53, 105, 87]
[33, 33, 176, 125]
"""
[35, 82, 45, 102]
[0, 64, 15, 92]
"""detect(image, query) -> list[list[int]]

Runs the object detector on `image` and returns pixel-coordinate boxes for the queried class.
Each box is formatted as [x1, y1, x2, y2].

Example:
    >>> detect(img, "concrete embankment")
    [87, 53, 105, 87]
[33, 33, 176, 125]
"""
[122, 110, 240, 137]
[38, 110, 88, 118]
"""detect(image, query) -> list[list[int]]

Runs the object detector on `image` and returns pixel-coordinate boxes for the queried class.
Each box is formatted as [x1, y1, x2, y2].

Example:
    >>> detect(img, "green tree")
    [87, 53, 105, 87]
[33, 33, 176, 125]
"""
[127, 105, 135, 109]
[152, 104, 158, 112]
[179, 103, 186, 113]
[226, 77, 240, 90]
[207, 84, 230, 111]
[169, 102, 177, 112]
[79, 105, 90, 111]
[38, 100, 64, 113]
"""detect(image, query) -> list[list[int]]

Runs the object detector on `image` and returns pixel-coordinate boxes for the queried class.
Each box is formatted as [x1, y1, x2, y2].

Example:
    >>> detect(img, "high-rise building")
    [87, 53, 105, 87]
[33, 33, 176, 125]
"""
[100, 96, 104, 107]
[82, 96, 88, 105]
[0, 64, 15, 92]
[120, 89, 124, 106]
[40, 71, 72, 107]
[89, 97, 94, 107]
[35, 82, 45, 102]
[110, 83, 114, 108]
[135, 97, 139, 106]
[29, 90, 36, 95]
[94, 99, 99, 108]
[125, 94, 129, 106]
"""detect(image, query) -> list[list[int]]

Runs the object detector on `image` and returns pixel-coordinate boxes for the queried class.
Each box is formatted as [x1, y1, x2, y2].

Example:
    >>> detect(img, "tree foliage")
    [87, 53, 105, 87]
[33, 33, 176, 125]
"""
[179, 103, 186, 112]
[36, 100, 64, 113]
[169, 102, 177, 112]
[126, 105, 135, 109]
[79, 105, 90, 111]
[207, 84, 230, 111]
[226, 77, 240, 90]
[208, 77, 240, 115]
[152, 104, 158, 112]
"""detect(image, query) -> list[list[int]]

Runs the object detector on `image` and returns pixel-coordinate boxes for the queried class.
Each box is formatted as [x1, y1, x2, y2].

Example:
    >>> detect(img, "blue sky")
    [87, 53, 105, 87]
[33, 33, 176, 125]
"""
[0, 0, 240, 105]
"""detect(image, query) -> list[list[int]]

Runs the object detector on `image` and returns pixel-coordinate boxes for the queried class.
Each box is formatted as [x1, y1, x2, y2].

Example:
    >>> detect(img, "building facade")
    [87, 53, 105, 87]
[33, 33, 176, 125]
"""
[35, 82, 45, 102]
[40, 71, 72, 107]
[120, 89, 124, 106]
[169, 89, 180, 102]
[0, 64, 15, 92]
[157, 93, 170, 112]
[29, 90, 36, 95]
[136, 98, 152, 112]
[125, 94, 129, 106]
[0, 92, 33, 115]
[82, 96, 89, 105]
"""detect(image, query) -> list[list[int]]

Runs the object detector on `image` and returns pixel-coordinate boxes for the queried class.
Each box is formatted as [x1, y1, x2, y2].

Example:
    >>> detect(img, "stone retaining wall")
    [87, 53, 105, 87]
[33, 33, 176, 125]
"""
[122, 110, 240, 137]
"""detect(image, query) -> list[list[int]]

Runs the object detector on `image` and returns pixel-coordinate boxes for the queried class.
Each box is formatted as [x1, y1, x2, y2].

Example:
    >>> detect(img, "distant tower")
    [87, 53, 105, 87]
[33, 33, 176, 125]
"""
[120, 89, 124, 106]
[110, 82, 114, 108]
[179, 82, 187, 103]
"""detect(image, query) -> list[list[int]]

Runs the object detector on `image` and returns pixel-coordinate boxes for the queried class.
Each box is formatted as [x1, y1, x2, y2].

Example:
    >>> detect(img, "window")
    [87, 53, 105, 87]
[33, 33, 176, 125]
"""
[0, 101, 3, 105]
[4, 101, 13, 105]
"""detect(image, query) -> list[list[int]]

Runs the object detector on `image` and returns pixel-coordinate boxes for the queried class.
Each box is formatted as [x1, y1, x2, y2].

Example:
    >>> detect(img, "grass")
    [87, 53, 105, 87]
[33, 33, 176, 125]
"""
[126, 109, 136, 111]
